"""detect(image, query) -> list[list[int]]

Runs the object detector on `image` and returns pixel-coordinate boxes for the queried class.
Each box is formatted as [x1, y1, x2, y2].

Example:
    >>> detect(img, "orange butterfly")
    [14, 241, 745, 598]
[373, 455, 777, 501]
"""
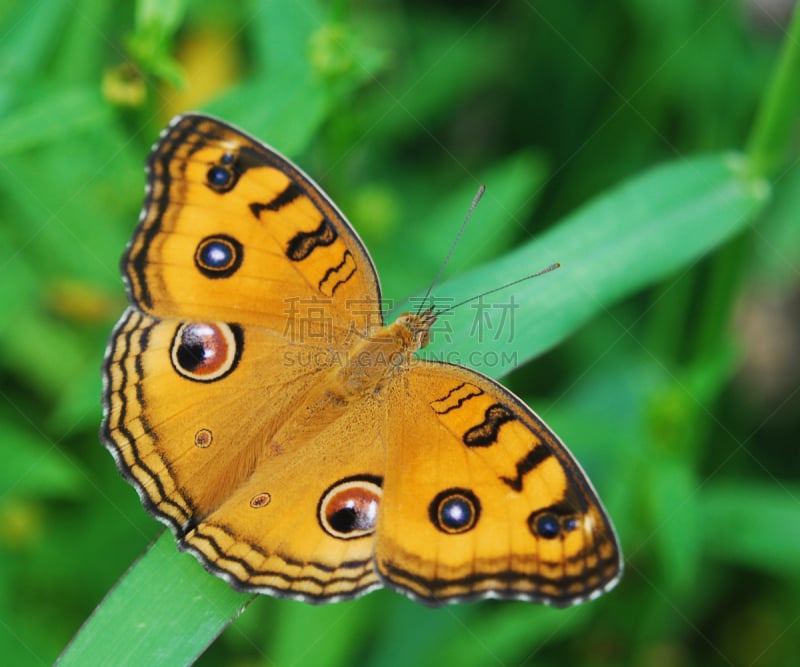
[101, 114, 622, 605]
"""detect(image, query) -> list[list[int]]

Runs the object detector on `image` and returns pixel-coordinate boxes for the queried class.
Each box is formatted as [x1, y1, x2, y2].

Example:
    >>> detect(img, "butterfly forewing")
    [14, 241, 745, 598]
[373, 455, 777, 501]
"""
[124, 114, 383, 342]
[375, 361, 622, 606]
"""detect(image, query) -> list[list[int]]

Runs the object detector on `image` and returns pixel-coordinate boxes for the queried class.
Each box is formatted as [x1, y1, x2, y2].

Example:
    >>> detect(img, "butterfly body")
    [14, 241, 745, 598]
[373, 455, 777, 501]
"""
[333, 311, 435, 399]
[102, 114, 621, 606]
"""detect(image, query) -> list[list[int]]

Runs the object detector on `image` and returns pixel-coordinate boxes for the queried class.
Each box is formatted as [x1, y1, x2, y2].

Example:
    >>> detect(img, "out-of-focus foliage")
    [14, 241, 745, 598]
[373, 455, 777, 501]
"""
[1, 1, 798, 665]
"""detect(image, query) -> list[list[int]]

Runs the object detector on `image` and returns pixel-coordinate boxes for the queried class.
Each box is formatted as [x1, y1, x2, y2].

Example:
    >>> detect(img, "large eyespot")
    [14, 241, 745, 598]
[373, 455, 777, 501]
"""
[206, 153, 239, 192]
[170, 322, 243, 382]
[528, 509, 580, 540]
[429, 488, 481, 534]
[318, 476, 383, 540]
[195, 235, 243, 278]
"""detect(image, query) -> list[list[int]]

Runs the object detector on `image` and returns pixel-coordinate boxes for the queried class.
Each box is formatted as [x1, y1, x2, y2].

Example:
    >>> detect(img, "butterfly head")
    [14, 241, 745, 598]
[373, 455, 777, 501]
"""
[395, 308, 437, 352]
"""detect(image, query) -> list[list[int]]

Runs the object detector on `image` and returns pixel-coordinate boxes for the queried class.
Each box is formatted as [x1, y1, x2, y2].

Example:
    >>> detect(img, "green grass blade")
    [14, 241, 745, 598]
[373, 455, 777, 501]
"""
[56, 532, 253, 667]
[746, 4, 800, 179]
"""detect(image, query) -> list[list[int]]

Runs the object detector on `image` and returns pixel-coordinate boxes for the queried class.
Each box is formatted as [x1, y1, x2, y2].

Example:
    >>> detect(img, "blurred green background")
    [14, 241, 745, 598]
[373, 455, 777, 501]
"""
[2, 0, 799, 665]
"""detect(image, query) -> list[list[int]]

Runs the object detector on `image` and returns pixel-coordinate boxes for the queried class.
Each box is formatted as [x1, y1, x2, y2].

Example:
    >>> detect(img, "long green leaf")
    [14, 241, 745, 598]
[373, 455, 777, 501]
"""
[56, 532, 252, 666]
[423, 153, 767, 376]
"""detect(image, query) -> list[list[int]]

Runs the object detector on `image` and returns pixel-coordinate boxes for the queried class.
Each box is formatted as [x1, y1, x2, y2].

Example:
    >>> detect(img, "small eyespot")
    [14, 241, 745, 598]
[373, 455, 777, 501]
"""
[429, 488, 480, 534]
[170, 322, 243, 382]
[250, 493, 271, 509]
[194, 428, 212, 448]
[195, 235, 243, 278]
[318, 476, 382, 540]
[207, 165, 232, 188]
[528, 510, 579, 539]
[535, 513, 561, 539]
[205, 151, 240, 192]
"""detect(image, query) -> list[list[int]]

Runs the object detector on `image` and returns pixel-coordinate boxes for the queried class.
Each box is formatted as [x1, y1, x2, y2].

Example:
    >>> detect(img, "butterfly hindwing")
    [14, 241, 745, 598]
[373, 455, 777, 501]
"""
[178, 387, 390, 602]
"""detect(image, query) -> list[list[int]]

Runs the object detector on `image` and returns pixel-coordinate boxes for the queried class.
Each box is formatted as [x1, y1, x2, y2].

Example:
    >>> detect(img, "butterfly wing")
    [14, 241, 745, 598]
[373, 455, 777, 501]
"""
[124, 113, 382, 338]
[176, 388, 389, 602]
[102, 114, 386, 600]
[375, 361, 622, 606]
[103, 309, 386, 601]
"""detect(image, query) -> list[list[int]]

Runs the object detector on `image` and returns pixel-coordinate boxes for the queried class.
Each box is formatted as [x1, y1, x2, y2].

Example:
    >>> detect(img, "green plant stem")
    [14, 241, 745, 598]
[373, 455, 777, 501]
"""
[746, 5, 800, 179]
[691, 9, 800, 369]
[644, 271, 695, 363]
[691, 233, 750, 361]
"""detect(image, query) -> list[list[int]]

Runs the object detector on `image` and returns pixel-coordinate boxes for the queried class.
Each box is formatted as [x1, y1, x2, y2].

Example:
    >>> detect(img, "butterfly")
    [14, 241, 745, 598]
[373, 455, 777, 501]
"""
[101, 114, 622, 606]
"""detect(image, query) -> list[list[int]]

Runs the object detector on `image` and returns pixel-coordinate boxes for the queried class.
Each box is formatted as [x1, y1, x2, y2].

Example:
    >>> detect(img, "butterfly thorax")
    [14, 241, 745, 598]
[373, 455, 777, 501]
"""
[270, 312, 432, 459]
[330, 311, 434, 401]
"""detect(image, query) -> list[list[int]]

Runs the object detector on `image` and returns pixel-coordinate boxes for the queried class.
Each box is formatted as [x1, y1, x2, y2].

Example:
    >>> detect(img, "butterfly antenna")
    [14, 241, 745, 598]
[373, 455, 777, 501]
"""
[434, 262, 561, 318]
[415, 184, 486, 317]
